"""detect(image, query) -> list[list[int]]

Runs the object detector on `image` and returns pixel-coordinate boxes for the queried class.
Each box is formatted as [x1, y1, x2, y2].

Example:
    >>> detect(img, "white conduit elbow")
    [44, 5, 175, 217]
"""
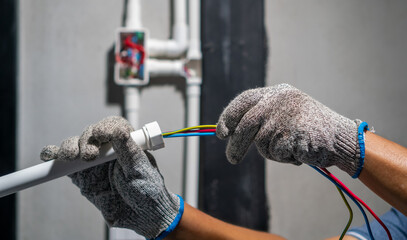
[148, 25, 188, 58]
[148, 0, 188, 58]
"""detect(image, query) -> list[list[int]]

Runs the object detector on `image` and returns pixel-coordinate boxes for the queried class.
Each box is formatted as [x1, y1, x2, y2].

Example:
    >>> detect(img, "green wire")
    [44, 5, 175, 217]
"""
[337, 186, 353, 240]
[162, 125, 217, 136]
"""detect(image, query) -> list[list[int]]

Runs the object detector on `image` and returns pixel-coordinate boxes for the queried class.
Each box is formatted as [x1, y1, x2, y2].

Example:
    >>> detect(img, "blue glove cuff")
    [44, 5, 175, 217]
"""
[152, 195, 185, 240]
[352, 122, 369, 179]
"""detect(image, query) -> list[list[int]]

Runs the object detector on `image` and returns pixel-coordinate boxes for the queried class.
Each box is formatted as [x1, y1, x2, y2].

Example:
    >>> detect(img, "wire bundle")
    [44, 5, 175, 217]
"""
[162, 125, 217, 138]
[312, 166, 392, 240]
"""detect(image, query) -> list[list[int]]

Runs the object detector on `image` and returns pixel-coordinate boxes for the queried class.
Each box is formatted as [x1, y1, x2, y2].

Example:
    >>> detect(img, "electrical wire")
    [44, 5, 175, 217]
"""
[311, 166, 375, 240]
[336, 186, 353, 240]
[320, 168, 392, 240]
[162, 125, 217, 137]
[163, 132, 216, 138]
[182, 129, 216, 133]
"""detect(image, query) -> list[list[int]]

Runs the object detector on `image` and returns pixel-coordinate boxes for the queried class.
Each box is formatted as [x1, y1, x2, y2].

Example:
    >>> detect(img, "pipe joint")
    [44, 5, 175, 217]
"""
[148, 24, 188, 58]
[185, 59, 202, 79]
[186, 76, 202, 86]
[186, 80, 201, 97]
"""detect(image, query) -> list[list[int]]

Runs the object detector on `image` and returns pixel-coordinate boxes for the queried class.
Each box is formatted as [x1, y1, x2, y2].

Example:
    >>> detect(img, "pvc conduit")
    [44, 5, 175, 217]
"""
[174, 0, 186, 24]
[184, 79, 202, 207]
[0, 151, 116, 198]
[0, 122, 164, 198]
[124, 87, 141, 128]
[184, 0, 202, 207]
[126, 0, 142, 28]
[148, 59, 185, 77]
[187, 0, 202, 60]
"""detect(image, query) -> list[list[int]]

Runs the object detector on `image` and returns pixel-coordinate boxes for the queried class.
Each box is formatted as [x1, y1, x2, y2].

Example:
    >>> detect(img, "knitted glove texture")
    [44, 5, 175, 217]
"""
[217, 83, 361, 176]
[40, 116, 180, 239]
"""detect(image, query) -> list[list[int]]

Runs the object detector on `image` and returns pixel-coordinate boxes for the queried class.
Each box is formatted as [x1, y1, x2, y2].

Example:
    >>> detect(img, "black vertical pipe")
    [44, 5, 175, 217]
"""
[200, 0, 269, 231]
[0, 0, 17, 239]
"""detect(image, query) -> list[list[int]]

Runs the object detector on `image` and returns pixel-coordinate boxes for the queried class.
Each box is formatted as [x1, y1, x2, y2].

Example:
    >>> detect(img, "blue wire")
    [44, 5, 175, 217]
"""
[163, 132, 216, 138]
[310, 166, 375, 240]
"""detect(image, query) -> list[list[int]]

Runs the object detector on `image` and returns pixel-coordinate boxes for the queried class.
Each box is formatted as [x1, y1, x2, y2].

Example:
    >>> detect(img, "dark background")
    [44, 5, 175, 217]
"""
[200, 0, 269, 231]
[0, 0, 17, 239]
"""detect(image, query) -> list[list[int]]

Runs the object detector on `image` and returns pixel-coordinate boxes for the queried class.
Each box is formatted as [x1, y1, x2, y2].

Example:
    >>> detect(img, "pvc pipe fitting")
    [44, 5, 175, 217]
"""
[147, 0, 189, 58]
[131, 121, 165, 150]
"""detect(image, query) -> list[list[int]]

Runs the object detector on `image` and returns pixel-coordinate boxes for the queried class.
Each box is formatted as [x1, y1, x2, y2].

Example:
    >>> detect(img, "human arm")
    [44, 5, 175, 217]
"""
[167, 203, 286, 240]
[325, 236, 357, 240]
[359, 131, 407, 216]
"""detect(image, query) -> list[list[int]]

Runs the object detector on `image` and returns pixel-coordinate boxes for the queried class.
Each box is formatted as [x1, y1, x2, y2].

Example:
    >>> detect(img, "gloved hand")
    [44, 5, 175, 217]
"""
[40, 116, 183, 239]
[217, 83, 362, 177]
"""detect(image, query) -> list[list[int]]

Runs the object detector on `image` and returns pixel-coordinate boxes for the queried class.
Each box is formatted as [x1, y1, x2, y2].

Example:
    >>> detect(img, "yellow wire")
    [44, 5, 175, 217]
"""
[337, 186, 353, 240]
[162, 125, 217, 136]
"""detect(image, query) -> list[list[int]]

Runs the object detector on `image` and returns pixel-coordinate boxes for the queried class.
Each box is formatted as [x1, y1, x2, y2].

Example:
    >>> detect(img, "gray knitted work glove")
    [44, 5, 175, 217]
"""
[40, 116, 183, 239]
[217, 83, 362, 177]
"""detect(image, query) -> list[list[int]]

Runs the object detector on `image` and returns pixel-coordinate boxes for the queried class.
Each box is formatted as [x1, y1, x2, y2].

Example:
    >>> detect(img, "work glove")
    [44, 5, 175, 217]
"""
[40, 116, 183, 239]
[217, 83, 362, 177]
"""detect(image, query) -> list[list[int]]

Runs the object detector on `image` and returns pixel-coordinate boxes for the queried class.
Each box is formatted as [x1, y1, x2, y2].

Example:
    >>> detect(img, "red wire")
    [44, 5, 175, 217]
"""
[124, 36, 145, 64]
[162, 129, 216, 135]
[320, 167, 392, 240]
[182, 129, 216, 133]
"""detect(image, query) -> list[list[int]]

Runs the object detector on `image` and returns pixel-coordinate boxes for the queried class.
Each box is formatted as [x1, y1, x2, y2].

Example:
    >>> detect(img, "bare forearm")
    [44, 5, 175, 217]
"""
[325, 236, 358, 240]
[167, 203, 286, 240]
[359, 131, 407, 215]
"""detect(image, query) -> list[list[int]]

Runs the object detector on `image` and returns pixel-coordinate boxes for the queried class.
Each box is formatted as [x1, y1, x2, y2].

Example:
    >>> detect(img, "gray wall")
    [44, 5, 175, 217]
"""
[265, 0, 407, 239]
[16, 0, 407, 240]
[17, 0, 184, 239]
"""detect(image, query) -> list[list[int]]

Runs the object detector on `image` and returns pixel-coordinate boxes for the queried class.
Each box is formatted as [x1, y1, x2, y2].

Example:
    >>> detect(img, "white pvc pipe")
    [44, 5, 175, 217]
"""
[148, 59, 185, 77]
[184, 79, 201, 207]
[174, 0, 186, 24]
[124, 87, 141, 128]
[0, 149, 116, 198]
[126, 0, 142, 28]
[0, 122, 164, 198]
[187, 0, 202, 60]
[183, 0, 202, 208]
[148, 0, 188, 58]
